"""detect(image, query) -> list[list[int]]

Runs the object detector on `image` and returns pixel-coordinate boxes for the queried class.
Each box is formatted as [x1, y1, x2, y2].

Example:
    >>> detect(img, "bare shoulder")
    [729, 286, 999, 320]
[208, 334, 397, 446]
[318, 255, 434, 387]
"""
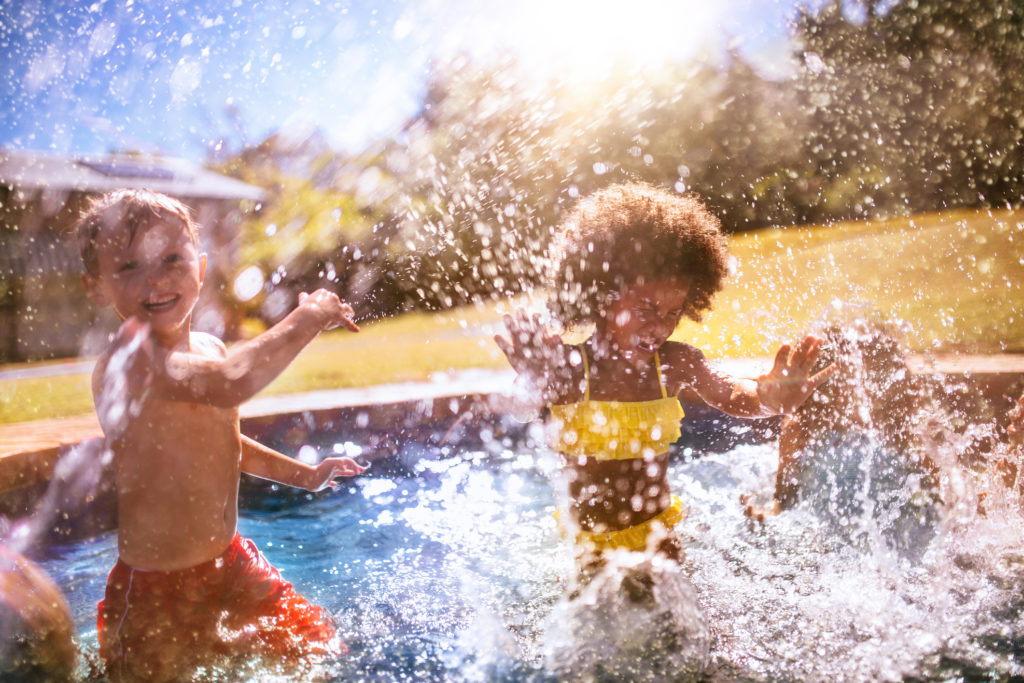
[659, 341, 710, 376]
[659, 341, 724, 396]
[90, 347, 113, 399]
[189, 331, 227, 358]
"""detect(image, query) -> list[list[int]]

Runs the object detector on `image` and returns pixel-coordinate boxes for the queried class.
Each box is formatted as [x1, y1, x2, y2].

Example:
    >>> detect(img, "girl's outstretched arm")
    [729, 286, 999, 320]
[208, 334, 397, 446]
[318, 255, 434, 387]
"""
[494, 310, 575, 405]
[669, 336, 834, 418]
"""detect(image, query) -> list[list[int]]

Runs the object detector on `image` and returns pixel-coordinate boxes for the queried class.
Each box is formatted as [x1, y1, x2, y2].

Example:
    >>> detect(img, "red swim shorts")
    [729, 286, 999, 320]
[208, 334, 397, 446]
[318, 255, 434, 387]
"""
[97, 533, 344, 680]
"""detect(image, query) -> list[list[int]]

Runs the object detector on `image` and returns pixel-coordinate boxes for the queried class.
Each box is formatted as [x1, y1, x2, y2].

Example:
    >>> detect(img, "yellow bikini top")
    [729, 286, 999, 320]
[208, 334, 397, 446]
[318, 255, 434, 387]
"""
[548, 348, 685, 460]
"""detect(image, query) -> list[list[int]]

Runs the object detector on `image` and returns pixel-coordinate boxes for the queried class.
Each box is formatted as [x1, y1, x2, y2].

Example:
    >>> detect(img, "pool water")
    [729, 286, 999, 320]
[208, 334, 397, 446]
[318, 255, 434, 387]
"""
[35, 430, 1024, 681]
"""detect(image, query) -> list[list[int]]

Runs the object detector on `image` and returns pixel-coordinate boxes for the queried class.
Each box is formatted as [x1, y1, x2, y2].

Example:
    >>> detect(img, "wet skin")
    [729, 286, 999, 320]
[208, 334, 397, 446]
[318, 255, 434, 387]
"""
[82, 218, 241, 570]
[496, 275, 835, 565]
[84, 217, 363, 571]
[559, 278, 689, 547]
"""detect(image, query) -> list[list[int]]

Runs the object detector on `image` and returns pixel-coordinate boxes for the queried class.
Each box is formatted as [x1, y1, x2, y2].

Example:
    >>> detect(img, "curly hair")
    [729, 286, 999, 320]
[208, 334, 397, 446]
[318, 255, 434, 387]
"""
[547, 182, 729, 328]
[74, 189, 197, 277]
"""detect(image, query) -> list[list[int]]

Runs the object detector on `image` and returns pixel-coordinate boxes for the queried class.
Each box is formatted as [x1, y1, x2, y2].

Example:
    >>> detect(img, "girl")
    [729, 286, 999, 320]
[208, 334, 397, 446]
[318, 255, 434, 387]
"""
[495, 182, 833, 572]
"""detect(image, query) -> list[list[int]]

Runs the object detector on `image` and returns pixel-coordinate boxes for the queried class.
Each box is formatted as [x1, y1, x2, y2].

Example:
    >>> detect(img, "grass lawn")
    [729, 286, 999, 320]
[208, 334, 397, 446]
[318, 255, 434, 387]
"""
[1, 207, 1021, 425]
[677, 207, 1024, 356]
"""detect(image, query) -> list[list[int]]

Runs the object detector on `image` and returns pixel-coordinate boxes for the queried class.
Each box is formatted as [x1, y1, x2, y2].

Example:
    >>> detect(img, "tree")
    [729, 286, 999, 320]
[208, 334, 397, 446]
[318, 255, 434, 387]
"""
[795, 0, 1024, 217]
[214, 131, 399, 321]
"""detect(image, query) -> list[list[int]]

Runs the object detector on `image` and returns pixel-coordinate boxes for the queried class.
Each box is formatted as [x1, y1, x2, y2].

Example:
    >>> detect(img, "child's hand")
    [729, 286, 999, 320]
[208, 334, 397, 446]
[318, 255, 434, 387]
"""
[494, 310, 568, 390]
[298, 289, 359, 332]
[757, 335, 836, 415]
[96, 317, 154, 439]
[740, 493, 780, 523]
[1008, 395, 1024, 449]
[308, 457, 367, 492]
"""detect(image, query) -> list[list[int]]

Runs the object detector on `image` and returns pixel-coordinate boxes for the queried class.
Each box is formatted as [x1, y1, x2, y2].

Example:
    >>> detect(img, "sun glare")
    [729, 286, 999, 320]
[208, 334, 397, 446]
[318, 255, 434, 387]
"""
[496, 0, 723, 83]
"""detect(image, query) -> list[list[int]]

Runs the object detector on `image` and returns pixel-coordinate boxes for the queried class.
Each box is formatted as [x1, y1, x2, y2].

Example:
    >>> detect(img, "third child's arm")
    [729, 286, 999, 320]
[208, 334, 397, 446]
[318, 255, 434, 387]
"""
[153, 289, 358, 407]
[1008, 395, 1024, 454]
[240, 435, 365, 491]
[774, 414, 809, 509]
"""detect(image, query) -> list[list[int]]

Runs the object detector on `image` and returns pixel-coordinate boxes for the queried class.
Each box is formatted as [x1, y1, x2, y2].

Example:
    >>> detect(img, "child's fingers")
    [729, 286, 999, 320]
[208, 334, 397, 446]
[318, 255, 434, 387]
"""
[807, 363, 837, 390]
[805, 336, 825, 367]
[494, 334, 515, 359]
[770, 344, 792, 375]
[335, 458, 365, 475]
[513, 311, 533, 342]
[792, 335, 819, 369]
[339, 315, 360, 332]
[516, 309, 532, 330]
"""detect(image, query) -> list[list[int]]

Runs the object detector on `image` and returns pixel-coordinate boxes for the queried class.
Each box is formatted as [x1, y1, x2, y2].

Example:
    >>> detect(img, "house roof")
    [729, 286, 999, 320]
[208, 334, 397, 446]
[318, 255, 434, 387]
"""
[0, 149, 265, 201]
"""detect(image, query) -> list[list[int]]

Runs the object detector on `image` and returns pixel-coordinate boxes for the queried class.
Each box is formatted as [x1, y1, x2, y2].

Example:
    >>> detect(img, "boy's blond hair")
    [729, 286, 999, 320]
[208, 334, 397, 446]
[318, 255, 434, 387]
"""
[75, 189, 198, 276]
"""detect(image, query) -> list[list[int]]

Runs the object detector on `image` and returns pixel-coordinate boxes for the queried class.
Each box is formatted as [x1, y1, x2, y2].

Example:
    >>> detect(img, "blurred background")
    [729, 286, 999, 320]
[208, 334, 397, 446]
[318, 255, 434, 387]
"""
[1, 0, 1022, 422]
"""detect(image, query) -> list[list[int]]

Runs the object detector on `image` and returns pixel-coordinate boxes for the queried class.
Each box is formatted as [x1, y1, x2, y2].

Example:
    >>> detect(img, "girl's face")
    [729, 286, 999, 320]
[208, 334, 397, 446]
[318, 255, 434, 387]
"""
[598, 276, 691, 357]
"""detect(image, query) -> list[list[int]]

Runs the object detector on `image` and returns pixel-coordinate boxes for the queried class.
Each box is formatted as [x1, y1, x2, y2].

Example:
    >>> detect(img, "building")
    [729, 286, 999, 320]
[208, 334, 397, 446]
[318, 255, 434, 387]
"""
[0, 149, 264, 362]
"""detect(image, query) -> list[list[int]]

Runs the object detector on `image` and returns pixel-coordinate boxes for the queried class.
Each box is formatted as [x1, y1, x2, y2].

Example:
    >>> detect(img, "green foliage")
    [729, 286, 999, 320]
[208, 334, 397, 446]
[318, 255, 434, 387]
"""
[213, 133, 398, 319]
[796, 0, 1024, 218]
[211, 1, 1024, 317]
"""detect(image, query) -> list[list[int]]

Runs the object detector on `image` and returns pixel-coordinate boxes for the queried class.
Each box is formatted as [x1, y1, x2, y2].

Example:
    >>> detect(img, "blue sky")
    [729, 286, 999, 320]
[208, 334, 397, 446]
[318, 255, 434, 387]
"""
[1, 0, 801, 162]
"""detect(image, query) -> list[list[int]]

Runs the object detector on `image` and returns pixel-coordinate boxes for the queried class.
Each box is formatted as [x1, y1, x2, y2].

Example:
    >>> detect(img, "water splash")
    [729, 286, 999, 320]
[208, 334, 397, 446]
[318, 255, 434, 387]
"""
[542, 553, 710, 681]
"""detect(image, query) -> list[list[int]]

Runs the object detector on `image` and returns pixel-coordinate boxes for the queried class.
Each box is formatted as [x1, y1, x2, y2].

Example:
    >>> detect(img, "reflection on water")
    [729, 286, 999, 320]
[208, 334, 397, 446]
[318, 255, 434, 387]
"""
[33, 435, 1024, 681]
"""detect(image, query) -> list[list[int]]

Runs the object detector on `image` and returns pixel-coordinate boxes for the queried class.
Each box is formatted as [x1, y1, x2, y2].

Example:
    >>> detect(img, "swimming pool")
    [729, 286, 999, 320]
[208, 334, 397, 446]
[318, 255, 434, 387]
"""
[29, 420, 1024, 681]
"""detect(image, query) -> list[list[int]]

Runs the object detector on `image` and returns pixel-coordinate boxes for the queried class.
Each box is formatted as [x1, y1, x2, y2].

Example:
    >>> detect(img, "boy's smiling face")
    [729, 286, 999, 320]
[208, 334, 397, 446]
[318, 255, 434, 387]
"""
[83, 217, 207, 347]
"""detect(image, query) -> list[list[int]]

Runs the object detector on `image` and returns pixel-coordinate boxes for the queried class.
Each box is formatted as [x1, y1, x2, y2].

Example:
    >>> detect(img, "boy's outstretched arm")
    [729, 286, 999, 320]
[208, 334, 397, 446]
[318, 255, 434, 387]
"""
[240, 435, 366, 491]
[153, 289, 358, 408]
[676, 335, 834, 418]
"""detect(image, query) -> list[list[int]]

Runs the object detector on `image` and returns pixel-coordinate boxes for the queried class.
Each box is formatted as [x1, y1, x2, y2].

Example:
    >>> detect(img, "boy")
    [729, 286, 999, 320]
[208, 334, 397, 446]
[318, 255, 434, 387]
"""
[76, 189, 364, 680]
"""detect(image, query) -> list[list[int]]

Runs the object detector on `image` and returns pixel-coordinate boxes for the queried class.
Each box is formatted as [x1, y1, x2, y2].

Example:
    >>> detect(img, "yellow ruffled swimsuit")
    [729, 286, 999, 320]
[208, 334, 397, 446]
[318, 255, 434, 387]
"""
[549, 348, 686, 552]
